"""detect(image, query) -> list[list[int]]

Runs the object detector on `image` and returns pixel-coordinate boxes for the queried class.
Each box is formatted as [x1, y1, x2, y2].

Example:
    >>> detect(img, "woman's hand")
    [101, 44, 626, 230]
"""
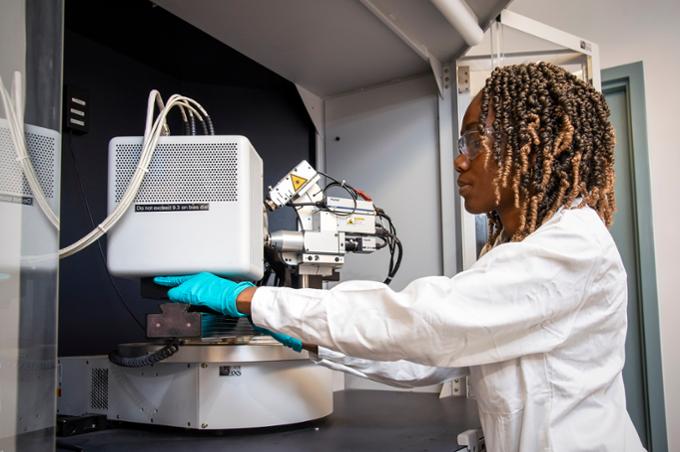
[153, 272, 254, 317]
[235, 286, 256, 315]
[155, 275, 319, 354]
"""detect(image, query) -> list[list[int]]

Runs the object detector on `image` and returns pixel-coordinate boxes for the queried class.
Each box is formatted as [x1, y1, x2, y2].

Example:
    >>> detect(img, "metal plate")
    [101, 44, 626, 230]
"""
[115, 343, 310, 364]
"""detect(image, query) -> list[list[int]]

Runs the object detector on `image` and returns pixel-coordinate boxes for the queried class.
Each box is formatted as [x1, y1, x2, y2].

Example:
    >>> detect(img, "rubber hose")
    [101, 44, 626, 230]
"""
[108, 340, 181, 368]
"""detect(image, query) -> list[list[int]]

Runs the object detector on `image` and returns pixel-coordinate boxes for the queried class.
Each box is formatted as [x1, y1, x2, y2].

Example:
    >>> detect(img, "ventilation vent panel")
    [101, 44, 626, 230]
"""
[89, 368, 109, 411]
[113, 142, 239, 203]
[0, 126, 56, 198]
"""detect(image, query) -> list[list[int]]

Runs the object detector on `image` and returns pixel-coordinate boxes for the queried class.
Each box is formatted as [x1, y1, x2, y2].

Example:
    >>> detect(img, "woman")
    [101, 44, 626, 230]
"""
[155, 63, 644, 451]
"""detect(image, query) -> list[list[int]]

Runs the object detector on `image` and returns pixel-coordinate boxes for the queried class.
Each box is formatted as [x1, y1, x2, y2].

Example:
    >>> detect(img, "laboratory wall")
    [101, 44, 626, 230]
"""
[325, 75, 446, 392]
[59, 0, 315, 356]
[507, 0, 680, 449]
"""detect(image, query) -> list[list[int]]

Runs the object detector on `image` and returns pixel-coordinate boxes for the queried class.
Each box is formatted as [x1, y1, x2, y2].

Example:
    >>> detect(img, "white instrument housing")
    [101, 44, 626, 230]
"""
[107, 135, 263, 280]
[0, 119, 61, 272]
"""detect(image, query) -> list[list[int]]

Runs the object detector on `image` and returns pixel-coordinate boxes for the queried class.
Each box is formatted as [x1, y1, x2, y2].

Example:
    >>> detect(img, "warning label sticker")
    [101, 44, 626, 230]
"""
[290, 174, 308, 192]
[0, 193, 33, 205]
[135, 203, 209, 213]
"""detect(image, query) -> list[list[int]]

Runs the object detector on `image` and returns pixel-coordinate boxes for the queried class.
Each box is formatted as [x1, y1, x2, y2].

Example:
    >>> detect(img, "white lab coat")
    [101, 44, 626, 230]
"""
[251, 205, 645, 452]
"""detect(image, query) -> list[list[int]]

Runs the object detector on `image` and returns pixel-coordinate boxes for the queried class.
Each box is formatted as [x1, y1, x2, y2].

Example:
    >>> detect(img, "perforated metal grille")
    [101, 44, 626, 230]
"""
[90, 368, 109, 410]
[0, 126, 56, 198]
[113, 142, 239, 203]
[201, 315, 258, 339]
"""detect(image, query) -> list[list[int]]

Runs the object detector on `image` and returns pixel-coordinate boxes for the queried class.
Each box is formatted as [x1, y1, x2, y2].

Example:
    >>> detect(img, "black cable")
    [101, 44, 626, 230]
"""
[56, 440, 85, 452]
[66, 132, 146, 332]
[282, 169, 400, 283]
[198, 116, 209, 135]
[317, 170, 359, 217]
[256, 262, 273, 287]
[179, 107, 191, 135]
[322, 182, 358, 217]
[204, 113, 215, 135]
[189, 110, 196, 135]
[284, 170, 360, 218]
[108, 340, 181, 368]
[375, 208, 403, 285]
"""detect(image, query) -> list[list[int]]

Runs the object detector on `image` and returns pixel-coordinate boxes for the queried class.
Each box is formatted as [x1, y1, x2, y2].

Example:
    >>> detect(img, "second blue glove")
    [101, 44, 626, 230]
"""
[253, 325, 303, 352]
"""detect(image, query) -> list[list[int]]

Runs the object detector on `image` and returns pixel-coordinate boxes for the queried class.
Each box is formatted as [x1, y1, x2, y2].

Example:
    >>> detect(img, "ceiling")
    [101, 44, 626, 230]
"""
[154, 0, 510, 97]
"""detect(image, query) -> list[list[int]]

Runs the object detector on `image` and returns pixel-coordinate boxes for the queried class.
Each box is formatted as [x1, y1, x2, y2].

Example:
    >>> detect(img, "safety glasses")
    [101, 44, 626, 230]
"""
[457, 127, 493, 161]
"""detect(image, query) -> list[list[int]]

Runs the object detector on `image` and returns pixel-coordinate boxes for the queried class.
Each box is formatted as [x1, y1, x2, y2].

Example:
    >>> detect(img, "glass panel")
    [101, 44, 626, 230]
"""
[0, 1, 63, 451]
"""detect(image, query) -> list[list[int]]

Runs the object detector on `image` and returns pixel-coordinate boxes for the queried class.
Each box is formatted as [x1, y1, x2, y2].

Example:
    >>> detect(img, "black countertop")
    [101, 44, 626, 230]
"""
[57, 390, 481, 452]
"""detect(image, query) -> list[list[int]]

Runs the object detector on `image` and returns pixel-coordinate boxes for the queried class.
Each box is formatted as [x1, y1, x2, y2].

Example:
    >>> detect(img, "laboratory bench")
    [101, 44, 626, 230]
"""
[56, 390, 481, 452]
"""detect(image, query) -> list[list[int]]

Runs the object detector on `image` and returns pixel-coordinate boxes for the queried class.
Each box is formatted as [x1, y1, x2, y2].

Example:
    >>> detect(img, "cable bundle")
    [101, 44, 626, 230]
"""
[375, 208, 403, 285]
[284, 169, 403, 285]
[317, 173, 403, 284]
[60, 90, 213, 258]
[0, 70, 214, 259]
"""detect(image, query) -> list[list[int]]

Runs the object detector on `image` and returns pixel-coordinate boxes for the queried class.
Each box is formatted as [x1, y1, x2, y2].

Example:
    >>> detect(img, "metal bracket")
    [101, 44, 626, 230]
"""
[429, 56, 446, 98]
[295, 85, 326, 171]
[295, 84, 324, 134]
[439, 375, 467, 398]
[498, 10, 601, 89]
[457, 429, 485, 451]
[146, 303, 201, 338]
[359, 0, 446, 97]
[437, 61, 458, 278]
[457, 65, 470, 94]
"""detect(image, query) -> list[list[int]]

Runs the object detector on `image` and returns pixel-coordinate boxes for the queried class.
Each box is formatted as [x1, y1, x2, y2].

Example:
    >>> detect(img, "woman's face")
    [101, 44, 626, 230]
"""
[455, 93, 513, 214]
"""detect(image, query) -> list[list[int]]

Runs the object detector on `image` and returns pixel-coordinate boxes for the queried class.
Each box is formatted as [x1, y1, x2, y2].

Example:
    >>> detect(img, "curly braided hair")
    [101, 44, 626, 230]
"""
[479, 62, 616, 245]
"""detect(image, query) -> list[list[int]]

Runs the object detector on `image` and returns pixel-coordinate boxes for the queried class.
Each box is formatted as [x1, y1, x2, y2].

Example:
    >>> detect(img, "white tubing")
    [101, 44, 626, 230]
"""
[430, 0, 484, 47]
[59, 93, 211, 258]
[0, 71, 213, 259]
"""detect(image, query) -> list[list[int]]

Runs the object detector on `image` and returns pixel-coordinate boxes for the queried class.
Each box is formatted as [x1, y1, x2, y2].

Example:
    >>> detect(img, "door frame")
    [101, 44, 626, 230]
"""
[602, 61, 667, 452]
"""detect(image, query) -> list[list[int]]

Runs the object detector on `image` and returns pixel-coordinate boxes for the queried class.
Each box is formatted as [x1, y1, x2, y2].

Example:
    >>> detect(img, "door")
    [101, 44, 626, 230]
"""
[603, 62, 667, 452]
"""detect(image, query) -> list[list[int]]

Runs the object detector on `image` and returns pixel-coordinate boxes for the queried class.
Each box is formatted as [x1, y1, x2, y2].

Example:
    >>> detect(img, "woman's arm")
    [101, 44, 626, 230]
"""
[241, 211, 610, 368]
[244, 291, 468, 387]
[242, 293, 466, 387]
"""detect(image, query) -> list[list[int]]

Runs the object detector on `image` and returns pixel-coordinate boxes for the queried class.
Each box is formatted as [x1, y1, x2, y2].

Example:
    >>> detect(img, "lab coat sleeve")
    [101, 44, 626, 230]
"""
[251, 218, 601, 368]
[310, 346, 468, 388]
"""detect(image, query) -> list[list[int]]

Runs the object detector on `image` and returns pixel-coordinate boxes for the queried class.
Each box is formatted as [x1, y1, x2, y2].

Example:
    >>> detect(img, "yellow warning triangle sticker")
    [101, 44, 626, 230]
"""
[290, 174, 308, 192]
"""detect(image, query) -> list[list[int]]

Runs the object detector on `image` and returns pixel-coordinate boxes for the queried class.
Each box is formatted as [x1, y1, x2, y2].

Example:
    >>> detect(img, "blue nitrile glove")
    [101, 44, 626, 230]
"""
[153, 272, 254, 317]
[253, 325, 303, 353]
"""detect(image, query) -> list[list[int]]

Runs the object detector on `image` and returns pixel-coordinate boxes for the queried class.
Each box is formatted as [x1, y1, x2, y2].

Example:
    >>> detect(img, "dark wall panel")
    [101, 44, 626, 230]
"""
[59, 1, 314, 356]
